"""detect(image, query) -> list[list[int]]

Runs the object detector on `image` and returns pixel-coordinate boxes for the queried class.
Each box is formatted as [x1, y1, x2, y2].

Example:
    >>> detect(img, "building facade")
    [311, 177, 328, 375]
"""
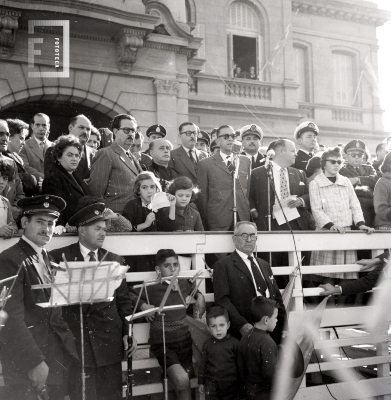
[0, 0, 389, 150]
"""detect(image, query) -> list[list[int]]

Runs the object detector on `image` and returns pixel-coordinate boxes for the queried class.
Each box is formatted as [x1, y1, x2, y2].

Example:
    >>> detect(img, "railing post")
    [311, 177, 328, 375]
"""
[377, 322, 391, 400]
[289, 251, 304, 311]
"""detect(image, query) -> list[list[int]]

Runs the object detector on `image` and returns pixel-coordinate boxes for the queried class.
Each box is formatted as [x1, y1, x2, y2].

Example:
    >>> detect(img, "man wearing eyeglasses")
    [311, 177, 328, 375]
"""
[44, 115, 96, 180]
[213, 221, 287, 344]
[339, 139, 378, 228]
[89, 114, 143, 214]
[169, 122, 208, 184]
[197, 125, 251, 231]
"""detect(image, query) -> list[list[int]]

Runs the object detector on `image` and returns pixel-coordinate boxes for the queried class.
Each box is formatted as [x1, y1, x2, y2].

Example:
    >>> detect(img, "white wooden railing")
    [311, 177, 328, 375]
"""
[1, 231, 390, 399]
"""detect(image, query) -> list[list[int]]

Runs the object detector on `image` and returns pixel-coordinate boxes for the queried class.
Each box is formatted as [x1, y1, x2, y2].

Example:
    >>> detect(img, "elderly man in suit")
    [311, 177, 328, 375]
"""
[213, 221, 287, 344]
[197, 125, 251, 231]
[20, 113, 52, 180]
[44, 114, 96, 180]
[240, 124, 265, 169]
[0, 195, 78, 400]
[89, 114, 142, 214]
[49, 201, 137, 400]
[169, 122, 208, 184]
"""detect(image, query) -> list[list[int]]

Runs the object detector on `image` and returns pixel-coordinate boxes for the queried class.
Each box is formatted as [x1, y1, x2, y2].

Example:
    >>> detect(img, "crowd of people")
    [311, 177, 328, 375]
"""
[0, 111, 390, 400]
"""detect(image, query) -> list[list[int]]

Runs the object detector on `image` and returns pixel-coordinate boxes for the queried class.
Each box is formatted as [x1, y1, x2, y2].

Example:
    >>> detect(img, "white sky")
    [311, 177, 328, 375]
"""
[372, 0, 391, 132]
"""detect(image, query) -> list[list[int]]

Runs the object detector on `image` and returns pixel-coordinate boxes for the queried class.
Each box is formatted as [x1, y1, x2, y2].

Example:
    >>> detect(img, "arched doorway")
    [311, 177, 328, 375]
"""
[2, 100, 113, 141]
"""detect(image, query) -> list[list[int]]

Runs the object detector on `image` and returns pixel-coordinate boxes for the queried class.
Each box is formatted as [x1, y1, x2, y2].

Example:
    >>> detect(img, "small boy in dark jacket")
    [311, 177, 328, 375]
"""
[198, 306, 240, 400]
[238, 297, 278, 400]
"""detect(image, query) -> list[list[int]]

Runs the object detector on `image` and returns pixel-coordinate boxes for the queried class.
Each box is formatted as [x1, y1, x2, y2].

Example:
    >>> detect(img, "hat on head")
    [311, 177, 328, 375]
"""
[294, 121, 319, 140]
[240, 124, 263, 140]
[17, 195, 66, 218]
[146, 124, 166, 138]
[68, 203, 108, 228]
[210, 139, 219, 152]
[344, 139, 366, 154]
[197, 130, 211, 146]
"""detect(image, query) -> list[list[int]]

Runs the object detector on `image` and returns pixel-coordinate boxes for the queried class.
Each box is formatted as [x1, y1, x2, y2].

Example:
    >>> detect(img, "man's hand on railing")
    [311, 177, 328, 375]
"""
[54, 225, 66, 235]
[358, 225, 375, 234]
[319, 283, 341, 296]
[330, 225, 345, 233]
[357, 257, 381, 272]
[195, 294, 206, 318]
[239, 323, 253, 336]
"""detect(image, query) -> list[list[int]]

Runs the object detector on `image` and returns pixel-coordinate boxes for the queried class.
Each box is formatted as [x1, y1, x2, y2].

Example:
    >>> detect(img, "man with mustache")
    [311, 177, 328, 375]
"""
[293, 121, 319, 171]
[169, 122, 208, 184]
[0, 195, 78, 400]
[240, 124, 265, 169]
[44, 115, 96, 180]
[20, 113, 53, 181]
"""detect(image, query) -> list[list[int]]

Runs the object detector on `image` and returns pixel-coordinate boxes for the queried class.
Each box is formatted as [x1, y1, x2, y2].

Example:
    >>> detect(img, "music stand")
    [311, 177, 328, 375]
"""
[32, 254, 129, 400]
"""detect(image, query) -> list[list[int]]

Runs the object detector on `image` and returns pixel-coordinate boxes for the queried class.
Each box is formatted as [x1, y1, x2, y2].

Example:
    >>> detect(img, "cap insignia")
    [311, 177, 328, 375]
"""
[308, 123, 315, 129]
[250, 125, 257, 131]
[356, 141, 360, 148]
[43, 202, 49, 208]
[94, 210, 100, 215]
[156, 126, 160, 133]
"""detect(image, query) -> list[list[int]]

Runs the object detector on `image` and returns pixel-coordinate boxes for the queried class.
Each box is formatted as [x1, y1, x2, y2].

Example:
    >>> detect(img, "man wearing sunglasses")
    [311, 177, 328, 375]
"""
[169, 122, 208, 184]
[339, 139, 379, 228]
[197, 125, 251, 231]
[213, 221, 287, 344]
[89, 114, 143, 213]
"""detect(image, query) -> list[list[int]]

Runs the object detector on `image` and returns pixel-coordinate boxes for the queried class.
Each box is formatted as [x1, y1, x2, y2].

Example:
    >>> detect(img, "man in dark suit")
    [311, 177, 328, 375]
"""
[213, 221, 287, 344]
[44, 114, 96, 180]
[0, 195, 78, 400]
[240, 124, 265, 169]
[169, 122, 208, 184]
[130, 131, 152, 171]
[20, 113, 53, 180]
[197, 125, 251, 231]
[50, 201, 137, 400]
[147, 138, 174, 192]
[293, 121, 319, 171]
[250, 139, 310, 269]
[89, 114, 142, 214]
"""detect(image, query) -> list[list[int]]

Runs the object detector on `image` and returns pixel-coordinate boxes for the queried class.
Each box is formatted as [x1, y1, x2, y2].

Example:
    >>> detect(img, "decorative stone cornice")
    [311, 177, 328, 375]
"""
[115, 28, 146, 74]
[0, 8, 21, 59]
[153, 78, 179, 95]
[292, 1, 390, 26]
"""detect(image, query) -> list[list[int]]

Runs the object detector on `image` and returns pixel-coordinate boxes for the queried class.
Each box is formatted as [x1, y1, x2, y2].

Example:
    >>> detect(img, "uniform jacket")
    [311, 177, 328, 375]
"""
[0, 239, 77, 385]
[197, 153, 251, 230]
[339, 162, 379, 188]
[309, 172, 364, 229]
[169, 146, 208, 184]
[249, 166, 310, 231]
[44, 144, 96, 180]
[241, 151, 265, 170]
[293, 149, 312, 171]
[20, 137, 52, 179]
[88, 142, 142, 213]
[42, 163, 91, 225]
[213, 251, 287, 344]
[50, 243, 133, 367]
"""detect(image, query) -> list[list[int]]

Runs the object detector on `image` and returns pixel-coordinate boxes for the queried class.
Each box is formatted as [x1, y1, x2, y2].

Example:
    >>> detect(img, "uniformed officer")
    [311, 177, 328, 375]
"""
[0, 195, 78, 400]
[339, 139, 379, 227]
[293, 121, 319, 171]
[210, 139, 220, 155]
[49, 201, 137, 400]
[195, 130, 211, 154]
[143, 124, 167, 155]
[240, 124, 265, 169]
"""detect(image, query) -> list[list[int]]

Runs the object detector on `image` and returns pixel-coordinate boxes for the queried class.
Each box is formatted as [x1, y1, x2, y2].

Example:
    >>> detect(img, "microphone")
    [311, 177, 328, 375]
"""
[264, 149, 275, 170]
[232, 140, 242, 157]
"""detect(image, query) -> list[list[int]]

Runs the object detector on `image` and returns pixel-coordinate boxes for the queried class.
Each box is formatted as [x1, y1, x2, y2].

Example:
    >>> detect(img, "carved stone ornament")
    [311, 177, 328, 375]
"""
[153, 78, 179, 95]
[116, 28, 145, 73]
[0, 9, 21, 59]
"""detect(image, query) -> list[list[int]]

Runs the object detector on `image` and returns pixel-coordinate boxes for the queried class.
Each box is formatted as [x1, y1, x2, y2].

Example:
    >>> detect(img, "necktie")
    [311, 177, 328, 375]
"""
[189, 149, 197, 164]
[88, 251, 97, 262]
[251, 155, 256, 167]
[40, 249, 52, 284]
[309, 152, 313, 158]
[280, 168, 289, 199]
[39, 141, 45, 155]
[125, 151, 135, 166]
[248, 256, 267, 296]
[227, 159, 235, 174]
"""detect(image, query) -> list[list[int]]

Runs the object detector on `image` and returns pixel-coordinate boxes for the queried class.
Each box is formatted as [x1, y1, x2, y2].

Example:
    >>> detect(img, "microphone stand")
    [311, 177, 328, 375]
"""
[266, 159, 273, 266]
[232, 153, 240, 226]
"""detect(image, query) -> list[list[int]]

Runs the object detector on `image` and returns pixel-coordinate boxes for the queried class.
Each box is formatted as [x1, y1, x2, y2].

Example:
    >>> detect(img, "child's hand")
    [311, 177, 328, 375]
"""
[140, 303, 156, 322]
[195, 294, 206, 318]
[145, 212, 156, 227]
[198, 384, 204, 394]
[166, 193, 176, 206]
[0, 223, 15, 239]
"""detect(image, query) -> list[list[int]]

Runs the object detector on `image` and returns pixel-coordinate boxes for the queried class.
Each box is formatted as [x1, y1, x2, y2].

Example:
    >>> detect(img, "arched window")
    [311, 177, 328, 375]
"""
[333, 51, 357, 106]
[226, 1, 265, 80]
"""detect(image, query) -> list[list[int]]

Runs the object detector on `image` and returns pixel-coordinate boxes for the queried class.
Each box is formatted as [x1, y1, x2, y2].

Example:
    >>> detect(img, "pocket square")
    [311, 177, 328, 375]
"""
[299, 181, 305, 185]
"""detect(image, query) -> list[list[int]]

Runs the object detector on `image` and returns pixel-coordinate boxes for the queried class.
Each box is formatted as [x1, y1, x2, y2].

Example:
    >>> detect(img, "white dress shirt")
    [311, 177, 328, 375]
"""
[236, 249, 269, 298]
[22, 235, 51, 283]
[79, 242, 98, 261]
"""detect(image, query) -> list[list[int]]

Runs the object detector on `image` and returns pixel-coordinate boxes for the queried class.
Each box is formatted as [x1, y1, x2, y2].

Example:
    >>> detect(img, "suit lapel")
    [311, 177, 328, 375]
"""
[231, 251, 253, 284]
[178, 146, 196, 177]
[113, 142, 138, 176]
[256, 258, 274, 295]
[287, 167, 298, 193]
[28, 139, 44, 162]
[213, 153, 231, 176]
